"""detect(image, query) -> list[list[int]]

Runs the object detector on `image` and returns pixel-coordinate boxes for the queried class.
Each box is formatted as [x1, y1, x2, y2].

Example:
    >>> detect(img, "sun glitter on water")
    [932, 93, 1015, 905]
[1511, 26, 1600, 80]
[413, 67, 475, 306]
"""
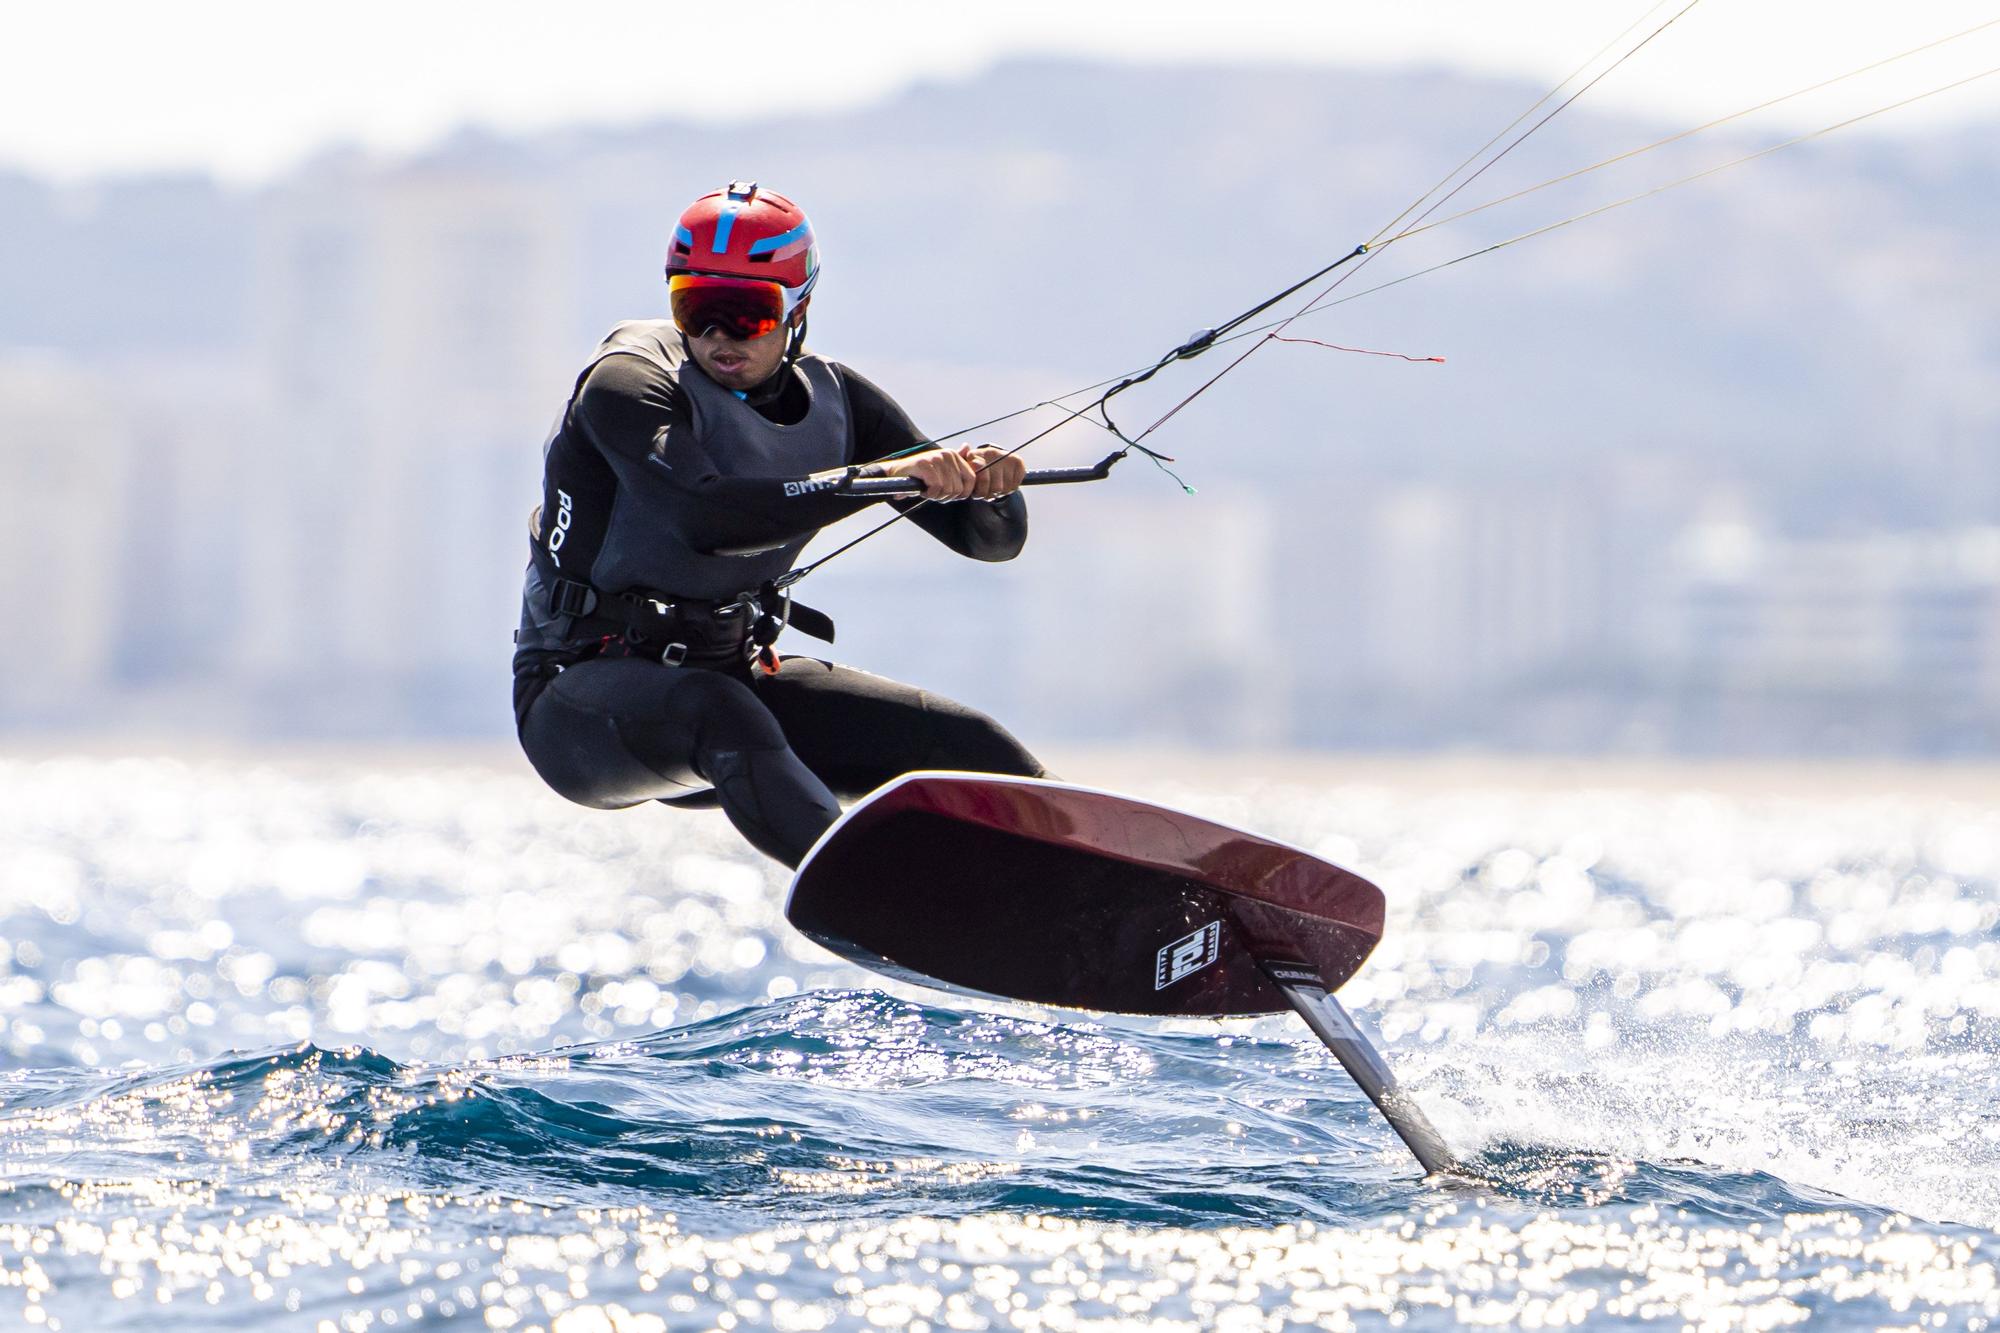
[1, 755, 1998, 1329]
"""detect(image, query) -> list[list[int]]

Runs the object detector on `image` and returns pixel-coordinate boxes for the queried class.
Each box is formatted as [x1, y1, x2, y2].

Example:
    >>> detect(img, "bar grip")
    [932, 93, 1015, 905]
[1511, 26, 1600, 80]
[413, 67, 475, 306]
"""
[711, 453, 1124, 557]
[842, 459, 1118, 497]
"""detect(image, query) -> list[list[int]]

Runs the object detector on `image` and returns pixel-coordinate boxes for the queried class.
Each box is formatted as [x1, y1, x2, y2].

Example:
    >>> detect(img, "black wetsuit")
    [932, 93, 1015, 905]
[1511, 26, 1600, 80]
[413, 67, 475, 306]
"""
[513, 321, 1047, 866]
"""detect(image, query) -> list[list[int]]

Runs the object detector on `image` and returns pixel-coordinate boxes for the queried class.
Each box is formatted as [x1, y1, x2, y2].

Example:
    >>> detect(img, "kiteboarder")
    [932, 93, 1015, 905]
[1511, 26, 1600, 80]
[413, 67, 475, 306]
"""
[511, 181, 1049, 867]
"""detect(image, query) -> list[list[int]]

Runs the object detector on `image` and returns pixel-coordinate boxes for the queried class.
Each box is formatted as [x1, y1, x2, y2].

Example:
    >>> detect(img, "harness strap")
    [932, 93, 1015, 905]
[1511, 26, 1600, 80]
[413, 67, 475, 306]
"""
[763, 583, 835, 643]
[548, 576, 836, 657]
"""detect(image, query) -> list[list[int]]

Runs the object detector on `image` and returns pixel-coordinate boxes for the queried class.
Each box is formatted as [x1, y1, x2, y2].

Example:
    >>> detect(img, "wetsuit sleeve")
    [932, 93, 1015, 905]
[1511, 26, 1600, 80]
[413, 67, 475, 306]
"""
[842, 367, 1029, 562]
[573, 357, 887, 551]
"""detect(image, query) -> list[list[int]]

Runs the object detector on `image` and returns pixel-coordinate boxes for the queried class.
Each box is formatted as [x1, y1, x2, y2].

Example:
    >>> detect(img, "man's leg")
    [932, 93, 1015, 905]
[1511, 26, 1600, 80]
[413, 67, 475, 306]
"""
[753, 657, 1050, 801]
[519, 658, 842, 866]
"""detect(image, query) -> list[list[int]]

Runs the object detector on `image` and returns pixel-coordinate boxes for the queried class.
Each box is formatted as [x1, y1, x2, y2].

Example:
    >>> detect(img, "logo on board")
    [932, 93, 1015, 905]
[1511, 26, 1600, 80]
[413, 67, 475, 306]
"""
[1155, 922, 1222, 990]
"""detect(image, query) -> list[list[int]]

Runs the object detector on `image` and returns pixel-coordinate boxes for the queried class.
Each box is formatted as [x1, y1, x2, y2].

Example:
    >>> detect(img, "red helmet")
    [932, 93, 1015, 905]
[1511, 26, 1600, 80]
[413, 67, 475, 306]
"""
[665, 181, 820, 298]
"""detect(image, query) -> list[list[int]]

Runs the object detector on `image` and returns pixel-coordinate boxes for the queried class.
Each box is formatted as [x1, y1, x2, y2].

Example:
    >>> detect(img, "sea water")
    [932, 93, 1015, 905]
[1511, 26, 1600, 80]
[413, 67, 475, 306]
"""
[0, 755, 1997, 1330]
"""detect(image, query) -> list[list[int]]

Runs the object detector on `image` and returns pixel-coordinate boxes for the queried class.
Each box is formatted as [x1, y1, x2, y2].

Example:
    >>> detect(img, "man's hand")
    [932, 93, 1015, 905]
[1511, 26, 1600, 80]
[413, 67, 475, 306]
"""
[875, 444, 1025, 501]
[963, 444, 1025, 501]
[876, 447, 979, 500]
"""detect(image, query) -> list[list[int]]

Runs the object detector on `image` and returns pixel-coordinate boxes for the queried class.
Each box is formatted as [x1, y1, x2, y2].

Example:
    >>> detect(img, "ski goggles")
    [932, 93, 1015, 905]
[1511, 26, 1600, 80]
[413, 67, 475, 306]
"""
[668, 274, 804, 341]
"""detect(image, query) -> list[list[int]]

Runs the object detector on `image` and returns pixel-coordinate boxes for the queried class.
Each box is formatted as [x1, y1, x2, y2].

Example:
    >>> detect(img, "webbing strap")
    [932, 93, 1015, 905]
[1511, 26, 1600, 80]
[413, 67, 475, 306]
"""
[550, 579, 836, 646]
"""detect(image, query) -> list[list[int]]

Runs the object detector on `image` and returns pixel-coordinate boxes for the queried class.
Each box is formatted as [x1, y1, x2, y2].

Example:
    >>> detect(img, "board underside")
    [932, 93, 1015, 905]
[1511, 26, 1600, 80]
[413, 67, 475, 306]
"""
[785, 775, 1387, 1017]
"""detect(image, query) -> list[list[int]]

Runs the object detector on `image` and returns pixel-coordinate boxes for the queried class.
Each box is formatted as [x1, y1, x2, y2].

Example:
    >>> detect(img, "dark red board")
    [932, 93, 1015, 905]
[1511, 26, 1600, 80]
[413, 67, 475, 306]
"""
[784, 774, 1386, 1016]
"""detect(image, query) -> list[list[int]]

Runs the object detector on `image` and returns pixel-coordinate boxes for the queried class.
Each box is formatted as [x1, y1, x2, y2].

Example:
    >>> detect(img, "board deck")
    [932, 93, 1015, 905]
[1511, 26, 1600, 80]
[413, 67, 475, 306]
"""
[785, 772, 1387, 1017]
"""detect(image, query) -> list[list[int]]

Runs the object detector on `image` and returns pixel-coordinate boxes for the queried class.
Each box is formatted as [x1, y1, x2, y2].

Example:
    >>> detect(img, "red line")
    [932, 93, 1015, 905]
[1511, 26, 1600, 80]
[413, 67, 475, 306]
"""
[1269, 335, 1445, 364]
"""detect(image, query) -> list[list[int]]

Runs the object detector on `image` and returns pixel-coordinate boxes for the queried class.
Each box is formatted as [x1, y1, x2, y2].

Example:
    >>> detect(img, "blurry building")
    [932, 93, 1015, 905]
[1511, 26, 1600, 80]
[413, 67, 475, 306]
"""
[111, 363, 267, 695]
[0, 356, 137, 725]
[247, 160, 582, 732]
[812, 489, 1290, 749]
[1025, 491, 1287, 746]
[1664, 522, 2000, 752]
[1276, 476, 1635, 748]
[0, 354, 270, 731]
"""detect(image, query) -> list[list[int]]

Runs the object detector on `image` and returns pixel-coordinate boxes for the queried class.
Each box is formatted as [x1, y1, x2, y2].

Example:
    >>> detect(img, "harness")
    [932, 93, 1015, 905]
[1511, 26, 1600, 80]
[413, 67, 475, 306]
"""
[544, 574, 835, 674]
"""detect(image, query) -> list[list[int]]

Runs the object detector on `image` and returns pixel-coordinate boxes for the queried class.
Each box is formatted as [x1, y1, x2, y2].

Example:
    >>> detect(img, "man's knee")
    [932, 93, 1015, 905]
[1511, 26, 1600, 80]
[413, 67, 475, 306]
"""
[923, 695, 1048, 778]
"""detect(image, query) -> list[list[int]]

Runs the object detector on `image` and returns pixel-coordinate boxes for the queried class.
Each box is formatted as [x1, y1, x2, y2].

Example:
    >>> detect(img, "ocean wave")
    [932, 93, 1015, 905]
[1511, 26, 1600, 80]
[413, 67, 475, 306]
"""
[1, 987, 1919, 1240]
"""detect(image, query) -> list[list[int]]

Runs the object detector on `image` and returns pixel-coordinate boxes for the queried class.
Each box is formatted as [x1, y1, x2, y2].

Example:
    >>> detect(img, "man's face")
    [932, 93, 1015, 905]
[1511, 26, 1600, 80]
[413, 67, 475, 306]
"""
[686, 319, 791, 392]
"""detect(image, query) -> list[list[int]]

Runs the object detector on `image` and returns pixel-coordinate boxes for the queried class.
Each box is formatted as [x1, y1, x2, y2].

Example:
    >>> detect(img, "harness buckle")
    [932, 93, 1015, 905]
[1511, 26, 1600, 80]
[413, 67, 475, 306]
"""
[660, 642, 689, 667]
[549, 578, 597, 617]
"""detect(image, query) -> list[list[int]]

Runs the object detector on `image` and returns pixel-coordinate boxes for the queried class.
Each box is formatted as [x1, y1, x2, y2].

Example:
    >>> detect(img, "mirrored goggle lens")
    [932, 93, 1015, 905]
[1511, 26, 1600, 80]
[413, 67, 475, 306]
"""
[669, 275, 788, 339]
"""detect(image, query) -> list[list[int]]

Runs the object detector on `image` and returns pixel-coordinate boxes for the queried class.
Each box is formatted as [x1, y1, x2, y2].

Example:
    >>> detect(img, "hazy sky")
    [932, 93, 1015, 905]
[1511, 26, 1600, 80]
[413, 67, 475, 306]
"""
[7, 1, 1997, 182]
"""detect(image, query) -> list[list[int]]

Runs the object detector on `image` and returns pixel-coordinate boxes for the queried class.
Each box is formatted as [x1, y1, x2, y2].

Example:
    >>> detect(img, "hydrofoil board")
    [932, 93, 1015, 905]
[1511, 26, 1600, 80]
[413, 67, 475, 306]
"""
[784, 772, 1455, 1174]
